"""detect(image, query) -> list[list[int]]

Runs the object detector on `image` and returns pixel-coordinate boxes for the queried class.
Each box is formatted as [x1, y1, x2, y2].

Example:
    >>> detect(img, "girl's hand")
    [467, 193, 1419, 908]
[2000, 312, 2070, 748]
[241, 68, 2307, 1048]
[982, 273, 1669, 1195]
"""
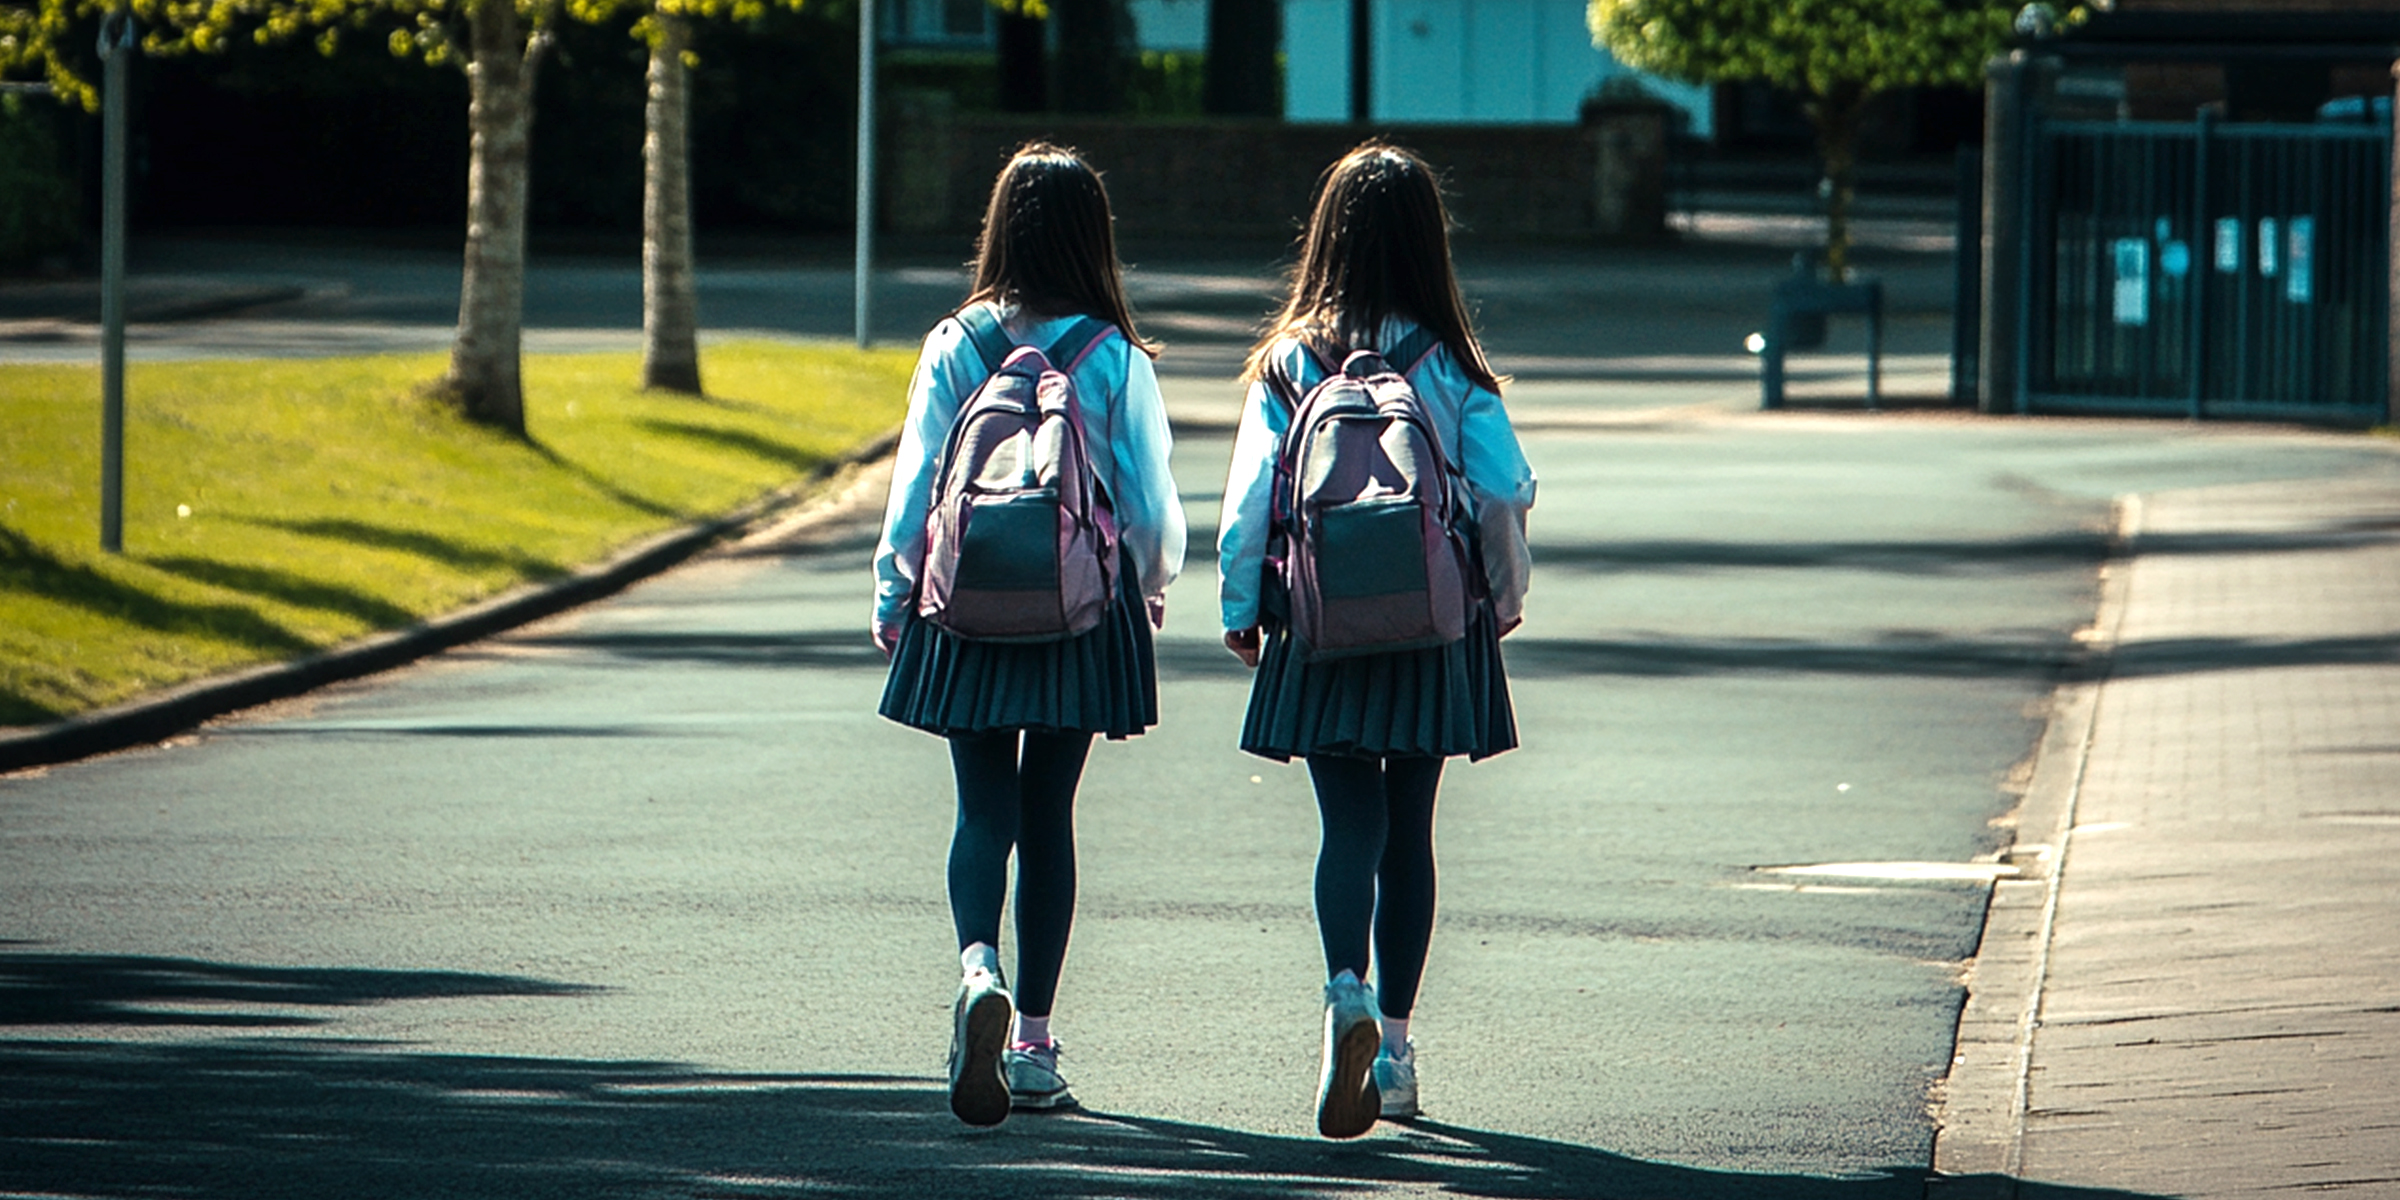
[1224, 627, 1260, 668]
[872, 623, 899, 660]
[1147, 596, 1166, 630]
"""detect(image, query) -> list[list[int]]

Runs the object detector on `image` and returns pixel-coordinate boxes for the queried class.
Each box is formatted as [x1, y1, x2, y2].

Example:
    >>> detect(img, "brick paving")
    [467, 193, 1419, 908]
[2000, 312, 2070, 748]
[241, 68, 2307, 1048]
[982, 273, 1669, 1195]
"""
[2016, 477, 2400, 1197]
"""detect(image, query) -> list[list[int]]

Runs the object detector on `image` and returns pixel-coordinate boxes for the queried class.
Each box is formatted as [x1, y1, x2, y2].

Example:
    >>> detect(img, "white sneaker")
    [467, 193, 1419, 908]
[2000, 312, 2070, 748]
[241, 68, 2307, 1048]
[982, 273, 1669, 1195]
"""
[1316, 976, 1382, 1138]
[1374, 1041, 1419, 1119]
[1002, 1038, 1076, 1110]
[947, 968, 1014, 1127]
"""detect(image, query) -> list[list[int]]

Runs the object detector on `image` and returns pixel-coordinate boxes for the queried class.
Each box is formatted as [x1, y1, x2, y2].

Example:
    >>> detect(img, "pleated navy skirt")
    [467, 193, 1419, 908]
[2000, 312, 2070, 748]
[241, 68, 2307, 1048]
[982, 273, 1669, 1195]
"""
[879, 556, 1158, 741]
[1240, 600, 1517, 763]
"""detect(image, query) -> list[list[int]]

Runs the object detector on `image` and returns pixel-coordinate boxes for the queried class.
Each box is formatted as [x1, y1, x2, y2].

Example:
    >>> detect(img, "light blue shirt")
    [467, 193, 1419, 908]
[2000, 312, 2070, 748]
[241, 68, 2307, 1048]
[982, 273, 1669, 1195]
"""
[873, 303, 1188, 640]
[1217, 320, 1537, 633]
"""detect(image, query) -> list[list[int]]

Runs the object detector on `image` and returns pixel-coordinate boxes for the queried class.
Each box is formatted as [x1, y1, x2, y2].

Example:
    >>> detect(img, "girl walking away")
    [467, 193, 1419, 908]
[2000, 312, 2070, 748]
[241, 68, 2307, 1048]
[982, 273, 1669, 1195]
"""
[1218, 142, 1534, 1139]
[873, 143, 1186, 1127]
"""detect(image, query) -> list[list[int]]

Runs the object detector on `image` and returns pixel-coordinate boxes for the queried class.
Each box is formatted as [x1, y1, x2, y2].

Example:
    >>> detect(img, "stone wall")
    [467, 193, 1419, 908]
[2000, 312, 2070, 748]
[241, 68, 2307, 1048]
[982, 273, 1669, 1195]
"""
[881, 95, 1669, 243]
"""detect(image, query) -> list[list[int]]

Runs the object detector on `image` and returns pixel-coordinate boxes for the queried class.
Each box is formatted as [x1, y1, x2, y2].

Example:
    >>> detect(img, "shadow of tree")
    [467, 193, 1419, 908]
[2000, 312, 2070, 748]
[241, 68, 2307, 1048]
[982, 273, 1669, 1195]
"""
[141, 556, 419, 628]
[0, 1037, 2164, 1200]
[0, 953, 2160, 1199]
[0, 526, 312, 721]
[1524, 526, 2400, 581]
[524, 439, 687, 520]
[1494, 635, 2081, 683]
[224, 722, 671, 740]
[499, 628, 890, 671]
[635, 418, 826, 473]
[0, 952, 598, 1028]
[235, 517, 563, 577]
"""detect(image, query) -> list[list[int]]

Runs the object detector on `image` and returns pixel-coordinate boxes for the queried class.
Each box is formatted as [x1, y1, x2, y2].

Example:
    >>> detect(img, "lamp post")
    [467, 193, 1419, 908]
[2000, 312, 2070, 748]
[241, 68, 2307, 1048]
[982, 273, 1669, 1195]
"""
[98, 6, 135, 554]
[1348, 0, 1369, 122]
[853, 0, 875, 349]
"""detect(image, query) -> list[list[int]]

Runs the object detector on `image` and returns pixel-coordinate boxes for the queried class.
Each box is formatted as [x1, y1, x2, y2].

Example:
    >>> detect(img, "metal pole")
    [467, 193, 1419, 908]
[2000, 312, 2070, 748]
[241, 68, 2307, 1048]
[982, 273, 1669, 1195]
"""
[2190, 106, 2212, 421]
[853, 0, 875, 349]
[98, 9, 133, 554]
[1348, 0, 1369, 123]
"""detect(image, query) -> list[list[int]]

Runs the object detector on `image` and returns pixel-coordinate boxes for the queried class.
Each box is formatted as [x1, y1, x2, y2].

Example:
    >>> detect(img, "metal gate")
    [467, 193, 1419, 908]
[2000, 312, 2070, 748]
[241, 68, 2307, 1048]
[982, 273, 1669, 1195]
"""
[2020, 114, 2390, 423]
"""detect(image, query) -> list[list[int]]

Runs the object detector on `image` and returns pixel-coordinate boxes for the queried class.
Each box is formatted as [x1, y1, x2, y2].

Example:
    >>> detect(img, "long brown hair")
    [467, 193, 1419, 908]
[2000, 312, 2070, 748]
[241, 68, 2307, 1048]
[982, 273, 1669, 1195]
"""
[1242, 142, 1500, 392]
[962, 143, 1156, 358]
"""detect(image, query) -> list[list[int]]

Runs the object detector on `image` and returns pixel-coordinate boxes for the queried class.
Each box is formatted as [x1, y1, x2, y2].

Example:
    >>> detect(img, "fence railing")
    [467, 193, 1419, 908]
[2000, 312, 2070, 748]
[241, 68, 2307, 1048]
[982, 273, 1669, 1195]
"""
[2020, 114, 2390, 424]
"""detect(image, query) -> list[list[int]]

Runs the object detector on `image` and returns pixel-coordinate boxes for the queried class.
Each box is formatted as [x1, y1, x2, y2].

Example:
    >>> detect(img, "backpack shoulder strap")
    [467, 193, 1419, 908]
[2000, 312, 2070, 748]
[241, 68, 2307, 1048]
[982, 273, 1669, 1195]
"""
[1263, 339, 1336, 415]
[954, 302, 1017, 375]
[1043, 317, 1114, 374]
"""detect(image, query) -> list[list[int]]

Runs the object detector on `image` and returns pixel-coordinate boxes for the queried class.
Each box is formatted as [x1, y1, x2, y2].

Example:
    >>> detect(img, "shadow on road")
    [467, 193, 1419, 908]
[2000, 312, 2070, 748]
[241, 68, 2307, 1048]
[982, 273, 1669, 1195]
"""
[0, 1036, 2162, 1200]
[0, 952, 2161, 1199]
[0, 952, 598, 1028]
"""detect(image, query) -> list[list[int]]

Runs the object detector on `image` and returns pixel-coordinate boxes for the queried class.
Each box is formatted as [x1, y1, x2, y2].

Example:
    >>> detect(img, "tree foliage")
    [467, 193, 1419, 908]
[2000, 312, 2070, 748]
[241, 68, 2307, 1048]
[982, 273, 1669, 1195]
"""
[1590, 0, 2010, 276]
[1590, 0, 2007, 99]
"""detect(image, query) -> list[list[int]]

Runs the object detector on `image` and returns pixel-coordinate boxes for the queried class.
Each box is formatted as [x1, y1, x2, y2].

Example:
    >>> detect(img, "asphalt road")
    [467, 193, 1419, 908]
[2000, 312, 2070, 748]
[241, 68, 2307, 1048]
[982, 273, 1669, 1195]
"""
[5, 396, 2389, 1198]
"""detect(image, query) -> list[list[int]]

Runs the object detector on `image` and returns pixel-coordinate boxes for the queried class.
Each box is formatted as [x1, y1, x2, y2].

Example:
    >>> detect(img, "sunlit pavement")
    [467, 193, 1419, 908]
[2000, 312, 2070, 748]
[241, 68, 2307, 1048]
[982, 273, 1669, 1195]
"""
[6, 370, 2394, 1194]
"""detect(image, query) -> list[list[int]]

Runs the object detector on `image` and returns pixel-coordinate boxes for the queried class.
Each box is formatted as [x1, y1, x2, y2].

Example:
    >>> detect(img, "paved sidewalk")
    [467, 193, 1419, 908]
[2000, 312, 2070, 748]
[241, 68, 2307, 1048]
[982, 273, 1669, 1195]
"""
[1938, 474, 2400, 1197]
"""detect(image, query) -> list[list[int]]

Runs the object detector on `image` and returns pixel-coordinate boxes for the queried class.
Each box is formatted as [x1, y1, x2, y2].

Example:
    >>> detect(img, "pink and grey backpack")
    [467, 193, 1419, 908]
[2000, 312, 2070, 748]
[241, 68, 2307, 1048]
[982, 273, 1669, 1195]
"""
[1266, 333, 1480, 661]
[915, 305, 1119, 642]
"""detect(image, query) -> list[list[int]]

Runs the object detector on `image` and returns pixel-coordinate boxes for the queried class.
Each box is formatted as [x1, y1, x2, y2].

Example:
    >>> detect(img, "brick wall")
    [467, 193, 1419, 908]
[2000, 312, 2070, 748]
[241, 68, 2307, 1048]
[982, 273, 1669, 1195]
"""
[881, 97, 1668, 242]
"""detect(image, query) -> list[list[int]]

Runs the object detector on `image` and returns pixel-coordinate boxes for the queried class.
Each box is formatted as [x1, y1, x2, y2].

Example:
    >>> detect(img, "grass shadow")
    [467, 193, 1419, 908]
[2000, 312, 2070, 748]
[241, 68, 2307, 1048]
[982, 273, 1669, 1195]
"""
[141, 556, 419, 628]
[523, 438, 686, 520]
[235, 517, 563, 577]
[0, 525, 312, 722]
[633, 417, 826, 473]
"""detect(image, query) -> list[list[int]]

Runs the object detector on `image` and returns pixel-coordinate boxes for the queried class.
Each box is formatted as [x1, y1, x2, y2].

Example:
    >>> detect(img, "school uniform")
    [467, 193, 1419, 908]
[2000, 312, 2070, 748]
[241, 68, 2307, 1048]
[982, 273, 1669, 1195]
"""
[1218, 320, 1535, 762]
[874, 302, 1187, 740]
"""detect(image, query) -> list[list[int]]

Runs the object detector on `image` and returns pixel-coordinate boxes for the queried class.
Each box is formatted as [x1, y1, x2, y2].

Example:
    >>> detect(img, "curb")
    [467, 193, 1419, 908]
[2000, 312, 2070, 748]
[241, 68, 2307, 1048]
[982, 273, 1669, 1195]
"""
[1925, 495, 2144, 1198]
[0, 429, 900, 775]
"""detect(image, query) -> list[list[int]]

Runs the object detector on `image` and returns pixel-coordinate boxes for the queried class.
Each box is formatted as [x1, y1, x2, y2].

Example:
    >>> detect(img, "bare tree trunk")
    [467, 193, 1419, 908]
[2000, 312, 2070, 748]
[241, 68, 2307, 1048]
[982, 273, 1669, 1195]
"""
[446, 0, 545, 435]
[996, 8, 1046, 112]
[1807, 84, 1867, 283]
[1203, 0, 1280, 117]
[1054, 0, 1130, 114]
[642, 11, 702, 394]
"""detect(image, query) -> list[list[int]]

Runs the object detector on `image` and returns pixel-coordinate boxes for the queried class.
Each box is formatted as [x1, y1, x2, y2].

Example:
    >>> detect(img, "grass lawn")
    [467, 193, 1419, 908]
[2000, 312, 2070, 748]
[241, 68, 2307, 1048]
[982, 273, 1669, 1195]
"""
[0, 342, 914, 726]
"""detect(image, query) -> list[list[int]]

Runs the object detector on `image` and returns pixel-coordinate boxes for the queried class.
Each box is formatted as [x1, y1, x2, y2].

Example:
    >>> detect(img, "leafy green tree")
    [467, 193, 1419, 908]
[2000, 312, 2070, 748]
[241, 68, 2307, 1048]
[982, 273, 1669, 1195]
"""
[3, 0, 582, 434]
[1590, 0, 2009, 279]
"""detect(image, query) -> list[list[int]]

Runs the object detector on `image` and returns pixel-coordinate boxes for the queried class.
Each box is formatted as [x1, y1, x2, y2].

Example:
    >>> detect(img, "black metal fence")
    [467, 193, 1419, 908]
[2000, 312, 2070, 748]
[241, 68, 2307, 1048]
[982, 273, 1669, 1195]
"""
[2020, 114, 2390, 423]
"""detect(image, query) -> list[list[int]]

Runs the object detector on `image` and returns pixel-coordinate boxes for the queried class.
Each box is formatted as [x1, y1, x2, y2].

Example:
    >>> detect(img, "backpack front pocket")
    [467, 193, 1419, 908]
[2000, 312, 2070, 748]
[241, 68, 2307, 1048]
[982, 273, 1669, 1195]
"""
[955, 490, 1062, 593]
[1314, 496, 1429, 599]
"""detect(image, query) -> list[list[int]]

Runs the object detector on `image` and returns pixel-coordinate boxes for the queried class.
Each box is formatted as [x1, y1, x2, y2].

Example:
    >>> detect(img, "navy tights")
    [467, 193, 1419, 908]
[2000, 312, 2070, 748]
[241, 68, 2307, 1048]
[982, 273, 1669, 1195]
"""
[1307, 754, 1443, 1019]
[947, 728, 1092, 1019]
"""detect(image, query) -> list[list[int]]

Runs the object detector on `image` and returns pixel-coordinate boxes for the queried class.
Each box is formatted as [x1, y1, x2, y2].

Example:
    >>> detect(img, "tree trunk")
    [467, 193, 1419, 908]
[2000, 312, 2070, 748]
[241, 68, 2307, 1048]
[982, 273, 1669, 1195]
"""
[996, 9, 1046, 112]
[1203, 0, 1280, 117]
[1806, 84, 1868, 283]
[1054, 0, 1129, 114]
[642, 11, 702, 395]
[447, 0, 544, 435]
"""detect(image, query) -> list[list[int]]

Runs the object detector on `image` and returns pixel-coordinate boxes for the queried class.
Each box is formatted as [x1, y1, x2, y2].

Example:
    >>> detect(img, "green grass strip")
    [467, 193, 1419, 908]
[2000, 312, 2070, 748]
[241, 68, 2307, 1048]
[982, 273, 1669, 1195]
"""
[0, 341, 915, 726]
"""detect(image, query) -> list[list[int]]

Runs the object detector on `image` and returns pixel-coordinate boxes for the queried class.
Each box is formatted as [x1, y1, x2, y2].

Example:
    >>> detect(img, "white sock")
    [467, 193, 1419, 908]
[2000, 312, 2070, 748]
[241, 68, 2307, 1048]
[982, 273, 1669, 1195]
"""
[1013, 1014, 1051, 1046]
[961, 942, 999, 978]
[1380, 1014, 1410, 1056]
